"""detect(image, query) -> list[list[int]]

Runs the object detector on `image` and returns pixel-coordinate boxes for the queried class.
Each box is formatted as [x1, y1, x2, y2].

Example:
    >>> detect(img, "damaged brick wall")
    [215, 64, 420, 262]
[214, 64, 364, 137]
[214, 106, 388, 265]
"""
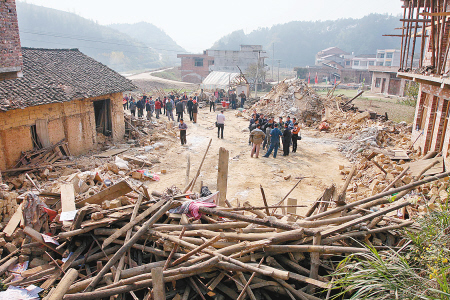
[0, 0, 23, 79]
[412, 83, 450, 156]
[0, 92, 125, 170]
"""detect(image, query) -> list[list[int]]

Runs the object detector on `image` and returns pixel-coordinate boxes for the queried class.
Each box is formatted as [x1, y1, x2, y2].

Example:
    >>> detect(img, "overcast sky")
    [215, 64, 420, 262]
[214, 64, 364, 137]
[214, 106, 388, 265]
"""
[19, 0, 403, 53]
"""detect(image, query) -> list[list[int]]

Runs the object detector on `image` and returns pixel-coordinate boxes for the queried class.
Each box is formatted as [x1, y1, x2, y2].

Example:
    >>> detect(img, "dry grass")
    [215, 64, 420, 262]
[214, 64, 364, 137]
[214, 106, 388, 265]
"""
[317, 89, 416, 124]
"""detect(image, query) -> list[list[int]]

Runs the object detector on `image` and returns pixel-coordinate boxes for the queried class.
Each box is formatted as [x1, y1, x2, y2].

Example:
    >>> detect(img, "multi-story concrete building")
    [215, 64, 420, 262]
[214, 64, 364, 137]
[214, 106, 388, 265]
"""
[206, 45, 266, 73]
[178, 45, 266, 83]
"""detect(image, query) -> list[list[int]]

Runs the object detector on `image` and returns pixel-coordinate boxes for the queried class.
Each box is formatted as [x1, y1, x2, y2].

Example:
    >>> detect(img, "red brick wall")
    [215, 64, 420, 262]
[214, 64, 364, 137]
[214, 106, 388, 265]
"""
[412, 83, 450, 156]
[178, 54, 213, 83]
[0, 0, 23, 76]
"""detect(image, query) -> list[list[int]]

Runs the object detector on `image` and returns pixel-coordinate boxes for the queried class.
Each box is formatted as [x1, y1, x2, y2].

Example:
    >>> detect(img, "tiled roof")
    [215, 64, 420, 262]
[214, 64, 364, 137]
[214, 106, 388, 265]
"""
[0, 48, 137, 111]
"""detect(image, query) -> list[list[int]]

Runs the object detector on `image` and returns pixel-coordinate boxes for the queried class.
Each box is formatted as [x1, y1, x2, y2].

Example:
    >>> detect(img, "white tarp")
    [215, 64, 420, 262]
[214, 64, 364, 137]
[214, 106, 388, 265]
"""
[201, 71, 241, 90]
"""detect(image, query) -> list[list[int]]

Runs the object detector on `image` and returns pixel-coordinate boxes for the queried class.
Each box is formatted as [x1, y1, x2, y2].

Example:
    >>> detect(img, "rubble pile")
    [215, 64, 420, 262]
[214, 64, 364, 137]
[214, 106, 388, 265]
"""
[0, 131, 443, 299]
[0, 164, 434, 300]
[250, 79, 336, 125]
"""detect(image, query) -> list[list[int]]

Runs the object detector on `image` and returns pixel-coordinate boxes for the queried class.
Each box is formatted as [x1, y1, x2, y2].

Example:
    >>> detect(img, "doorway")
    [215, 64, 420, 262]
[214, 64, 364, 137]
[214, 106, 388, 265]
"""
[93, 99, 112, 137]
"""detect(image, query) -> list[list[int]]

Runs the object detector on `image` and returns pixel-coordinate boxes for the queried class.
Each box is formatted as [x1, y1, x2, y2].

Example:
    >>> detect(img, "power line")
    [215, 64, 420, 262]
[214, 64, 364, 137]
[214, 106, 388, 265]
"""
[20, 29, 190, 53]
[22, 37, 167, 56]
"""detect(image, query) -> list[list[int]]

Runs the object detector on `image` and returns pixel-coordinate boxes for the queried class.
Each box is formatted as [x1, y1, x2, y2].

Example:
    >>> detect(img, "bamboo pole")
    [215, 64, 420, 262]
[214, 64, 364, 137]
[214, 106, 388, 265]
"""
[304, 171, 450, 221]
[85, 199, 173, 291]
[102, 198, 165, 248]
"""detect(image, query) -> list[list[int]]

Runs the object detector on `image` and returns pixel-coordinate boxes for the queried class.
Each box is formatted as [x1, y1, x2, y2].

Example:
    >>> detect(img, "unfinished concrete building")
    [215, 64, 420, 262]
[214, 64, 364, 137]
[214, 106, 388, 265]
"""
[0, 48, 136, 170]
[397, 0, 450, 156]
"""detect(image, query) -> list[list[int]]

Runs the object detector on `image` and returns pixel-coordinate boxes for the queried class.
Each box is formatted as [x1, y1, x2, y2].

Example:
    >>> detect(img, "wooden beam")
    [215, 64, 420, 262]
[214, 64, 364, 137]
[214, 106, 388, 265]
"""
[217, 147, 229, 207]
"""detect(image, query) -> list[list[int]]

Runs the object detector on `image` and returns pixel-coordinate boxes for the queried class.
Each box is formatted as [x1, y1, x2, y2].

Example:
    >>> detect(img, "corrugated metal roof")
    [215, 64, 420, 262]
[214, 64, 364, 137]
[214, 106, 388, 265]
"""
[201, 71, 241, 89]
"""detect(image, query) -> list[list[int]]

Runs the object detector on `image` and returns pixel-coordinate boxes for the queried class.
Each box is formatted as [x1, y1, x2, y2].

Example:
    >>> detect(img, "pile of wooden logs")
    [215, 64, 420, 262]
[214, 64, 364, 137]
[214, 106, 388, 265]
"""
[4, 139, 72, 174]
[0, 164, 448, 299]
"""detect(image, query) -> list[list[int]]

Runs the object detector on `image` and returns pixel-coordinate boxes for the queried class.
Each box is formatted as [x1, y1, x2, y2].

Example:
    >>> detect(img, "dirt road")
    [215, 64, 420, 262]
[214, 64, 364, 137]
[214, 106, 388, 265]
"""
[149, 107, 350, 215]
[127, 69, 196, 89]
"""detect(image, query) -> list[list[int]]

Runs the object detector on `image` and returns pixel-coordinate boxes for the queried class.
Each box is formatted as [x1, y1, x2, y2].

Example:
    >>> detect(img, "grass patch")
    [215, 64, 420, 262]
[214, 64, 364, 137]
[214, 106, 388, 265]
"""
[151, 67, 182, 81]
[331, 197, 450, 299]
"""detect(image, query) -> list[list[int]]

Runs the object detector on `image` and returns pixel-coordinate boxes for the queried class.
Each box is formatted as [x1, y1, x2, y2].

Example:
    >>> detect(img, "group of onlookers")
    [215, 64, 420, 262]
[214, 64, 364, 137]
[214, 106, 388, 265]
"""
[209, 89, 247, 112]
[248, 111, 301, 158]
[123, 92, 199, 123]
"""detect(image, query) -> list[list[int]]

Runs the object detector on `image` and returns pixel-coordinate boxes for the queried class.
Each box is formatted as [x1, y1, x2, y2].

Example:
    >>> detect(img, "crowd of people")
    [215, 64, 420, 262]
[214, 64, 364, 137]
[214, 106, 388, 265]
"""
[123, 91, 200, 123]
[248, 111, 301, 158]
[123, 92, 300, 157]
[123, 91, 227, 145]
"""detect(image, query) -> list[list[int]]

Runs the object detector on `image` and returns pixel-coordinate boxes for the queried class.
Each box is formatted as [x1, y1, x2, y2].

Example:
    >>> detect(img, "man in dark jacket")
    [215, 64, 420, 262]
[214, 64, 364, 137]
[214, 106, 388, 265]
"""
[192, 100, 198, 123]
[282, 123, 292, 156]
[129, 99, 137, 117]
[187, 97, 194, 121]
[239, 91, 246, 108]
[176, 99, 184, 122]
[136, 97, 144, 118]
[230, 91, 237, 109]
[263, 124, 282, 158]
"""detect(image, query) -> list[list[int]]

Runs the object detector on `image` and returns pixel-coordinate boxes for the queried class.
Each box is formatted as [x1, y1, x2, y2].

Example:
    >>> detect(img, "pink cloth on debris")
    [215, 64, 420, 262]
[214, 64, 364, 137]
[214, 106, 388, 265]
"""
[187, 201, 216, 219]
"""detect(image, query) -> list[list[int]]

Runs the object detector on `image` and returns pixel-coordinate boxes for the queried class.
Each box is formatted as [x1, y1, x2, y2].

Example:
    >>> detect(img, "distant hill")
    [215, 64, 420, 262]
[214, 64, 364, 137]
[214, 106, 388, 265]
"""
[16, 2, 167, 72]
[108, 22, 186, 65]
[211, 14, 402, 69]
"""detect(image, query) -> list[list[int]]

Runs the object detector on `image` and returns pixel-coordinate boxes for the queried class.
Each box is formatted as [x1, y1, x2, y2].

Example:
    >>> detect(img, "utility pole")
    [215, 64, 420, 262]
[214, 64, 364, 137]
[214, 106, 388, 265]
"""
[272, 43, 274, 81]
[253, 50, 263, 98]
[276, 59, 281, 84]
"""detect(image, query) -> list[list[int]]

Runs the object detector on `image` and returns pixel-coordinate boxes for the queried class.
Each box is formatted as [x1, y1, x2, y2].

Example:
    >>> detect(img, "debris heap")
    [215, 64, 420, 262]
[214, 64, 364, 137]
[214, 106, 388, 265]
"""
[250, 79, 335, 125]
[0, 146, 446, 299]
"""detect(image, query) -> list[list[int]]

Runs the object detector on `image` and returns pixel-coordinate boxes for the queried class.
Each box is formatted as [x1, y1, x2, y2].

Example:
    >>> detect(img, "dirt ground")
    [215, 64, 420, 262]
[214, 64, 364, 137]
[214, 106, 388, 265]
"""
[146, 107, 350, 216]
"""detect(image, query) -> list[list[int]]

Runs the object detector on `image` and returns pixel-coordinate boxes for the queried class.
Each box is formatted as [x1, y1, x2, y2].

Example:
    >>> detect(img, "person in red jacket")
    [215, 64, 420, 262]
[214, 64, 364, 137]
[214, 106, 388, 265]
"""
[155, 98, 162, 119]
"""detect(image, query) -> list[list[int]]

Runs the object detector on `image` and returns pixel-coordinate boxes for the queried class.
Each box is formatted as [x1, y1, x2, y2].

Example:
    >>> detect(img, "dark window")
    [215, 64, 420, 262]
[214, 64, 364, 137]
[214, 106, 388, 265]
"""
[386, 53, 393, 58]
[377, 62, 384, 66]
[369, 61, 375, 66]
[194, 58, 204, 67]
[385, 61, 392, 66]
[375, 78, 381, 88]
[353, 61, 360, 66]
[379, 53, 385, 58]
[346, 61, 351, 65]
[208, 60, 214, 66]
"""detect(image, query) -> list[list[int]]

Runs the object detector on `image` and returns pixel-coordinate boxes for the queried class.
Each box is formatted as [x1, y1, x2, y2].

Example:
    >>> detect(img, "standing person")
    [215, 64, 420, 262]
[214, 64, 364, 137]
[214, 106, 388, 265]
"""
[136, 96, 144, 118]
[154, 98, 162, 119]
[214, 89, 219, 102]
[178, 119, 187, 145]
[176, 98, 184, 122]
[192, 100, 198, 123]
[250, 124, 265, 158]
[129, 98, 137, 117]
[182, 92, 189, 113]
[282, 123, 292, 156]
[239, 91, 246, 108]
[292, 122, 300, 153]
[162, 96, 167, 115]
[285, 116, 294, 130]
[145, 96, 153, 120]
[278, 117, 284, 130]
[263, 123, 282, 158]
[216, 110, 225, 139]
[187, 97, 194, 121]
[123, 94, 129, 110]
[262, 117, 275, 150]
[166, 97, 174, 121]
[209, 94, 216, 112]
[230, 90, 237, 109]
